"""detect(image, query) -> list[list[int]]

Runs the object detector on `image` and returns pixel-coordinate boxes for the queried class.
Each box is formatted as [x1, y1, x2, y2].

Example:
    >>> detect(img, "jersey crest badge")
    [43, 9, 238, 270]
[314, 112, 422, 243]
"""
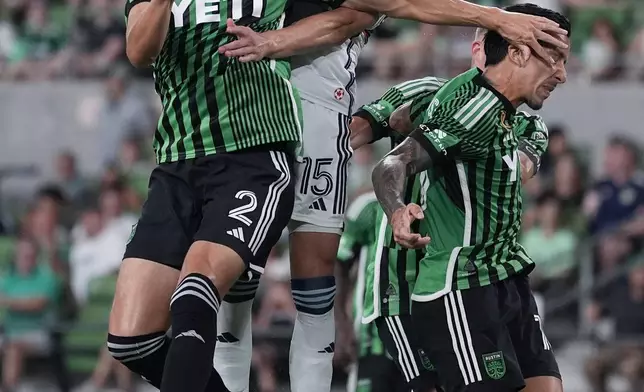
[334, 88, 345, 101]
[482, 351, 506, 380]
[499, 111, 512, 131]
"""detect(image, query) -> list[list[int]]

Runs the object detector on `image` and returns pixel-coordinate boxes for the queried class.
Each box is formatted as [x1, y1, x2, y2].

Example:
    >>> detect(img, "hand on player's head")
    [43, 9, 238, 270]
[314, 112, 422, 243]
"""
[495, 10, 568, 66]
[390, 203, 430, 249]
[483, 4, 570, 109]
[218, 19, 271, 62]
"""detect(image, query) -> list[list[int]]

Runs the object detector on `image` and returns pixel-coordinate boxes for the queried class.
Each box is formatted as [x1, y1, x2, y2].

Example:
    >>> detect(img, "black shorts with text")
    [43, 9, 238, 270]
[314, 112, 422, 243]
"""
[411, 273, 560, 392]
[124, 144, 295, 274]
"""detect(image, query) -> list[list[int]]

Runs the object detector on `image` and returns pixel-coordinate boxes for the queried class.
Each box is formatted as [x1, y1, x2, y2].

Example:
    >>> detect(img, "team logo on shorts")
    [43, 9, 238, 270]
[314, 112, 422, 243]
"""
[127, 223, 137, 245]
[482, 351, 506, 380]
[417, 349, 435, 370]
[334, 88, 345, 101]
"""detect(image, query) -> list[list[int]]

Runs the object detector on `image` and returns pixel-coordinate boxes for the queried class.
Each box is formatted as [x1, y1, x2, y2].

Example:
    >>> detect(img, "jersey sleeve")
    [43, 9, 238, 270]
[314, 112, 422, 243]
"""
[354, 78, 445, 143]
[410, 92, 497, 163]
[516, 114, 549, 175]
[125, 0, 150, 19]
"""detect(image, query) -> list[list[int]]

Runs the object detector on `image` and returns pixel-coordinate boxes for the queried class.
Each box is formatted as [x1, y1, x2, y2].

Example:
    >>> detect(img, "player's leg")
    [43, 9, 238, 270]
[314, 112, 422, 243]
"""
[288, 103, 353, 391]
[375, 315, 440, 392]
[107, 165, 229, 391]
[411, 285, 526, 392]
[160, 148, 295, 392]
[509, 274, 562, 392]
[213, 269, 260, 392]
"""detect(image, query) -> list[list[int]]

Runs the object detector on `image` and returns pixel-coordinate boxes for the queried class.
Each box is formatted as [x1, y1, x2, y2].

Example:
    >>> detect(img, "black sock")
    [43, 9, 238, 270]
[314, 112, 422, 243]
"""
[161, 273, 221, 392]
[108, 331, 169, 388]
[107, 331, 229, 391]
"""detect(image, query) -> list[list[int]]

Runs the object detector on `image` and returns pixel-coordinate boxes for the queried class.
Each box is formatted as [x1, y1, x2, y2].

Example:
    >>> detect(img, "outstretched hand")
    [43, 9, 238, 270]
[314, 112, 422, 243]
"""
[496, 11, 568, 65]
[218, 19, 273, 62]
[390, 203, 431, 249]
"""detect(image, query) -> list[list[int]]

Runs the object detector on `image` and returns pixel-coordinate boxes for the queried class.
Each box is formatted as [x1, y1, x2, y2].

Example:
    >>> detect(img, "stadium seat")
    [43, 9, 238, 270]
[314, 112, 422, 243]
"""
[63, 274, 117, 375]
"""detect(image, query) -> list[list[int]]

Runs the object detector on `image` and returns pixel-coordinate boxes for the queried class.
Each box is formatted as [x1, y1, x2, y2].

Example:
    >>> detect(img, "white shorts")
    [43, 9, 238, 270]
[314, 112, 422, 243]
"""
[289, 99, 353, 234]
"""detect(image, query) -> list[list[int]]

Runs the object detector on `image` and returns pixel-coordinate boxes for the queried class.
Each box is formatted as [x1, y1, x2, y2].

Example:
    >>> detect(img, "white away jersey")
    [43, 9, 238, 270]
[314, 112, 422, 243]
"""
[290, 16, 385, 115]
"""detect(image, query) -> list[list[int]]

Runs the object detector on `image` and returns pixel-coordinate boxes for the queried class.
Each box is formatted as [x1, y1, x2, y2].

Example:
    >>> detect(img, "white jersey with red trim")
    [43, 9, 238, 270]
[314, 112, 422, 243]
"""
[290, 16, 385, 114]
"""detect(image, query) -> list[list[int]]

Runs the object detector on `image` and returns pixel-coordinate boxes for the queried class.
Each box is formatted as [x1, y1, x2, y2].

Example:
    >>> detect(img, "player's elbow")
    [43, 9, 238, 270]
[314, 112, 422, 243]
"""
[126, 47, 154, 68]
[327, 8, 377, 44]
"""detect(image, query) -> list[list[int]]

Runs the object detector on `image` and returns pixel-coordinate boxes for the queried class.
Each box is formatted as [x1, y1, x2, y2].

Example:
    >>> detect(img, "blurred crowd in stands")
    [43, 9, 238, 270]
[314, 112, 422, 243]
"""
[2, 0, 644, 80]
[0, 0, 643, 391]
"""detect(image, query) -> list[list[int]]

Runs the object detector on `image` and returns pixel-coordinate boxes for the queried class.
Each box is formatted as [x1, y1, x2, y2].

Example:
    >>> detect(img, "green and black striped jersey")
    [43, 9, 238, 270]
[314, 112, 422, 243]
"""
[125, 0, 302, 164]
[337, 192, 385, 358]
[355, 76, 447, 145]
[409, 67, 546, 302]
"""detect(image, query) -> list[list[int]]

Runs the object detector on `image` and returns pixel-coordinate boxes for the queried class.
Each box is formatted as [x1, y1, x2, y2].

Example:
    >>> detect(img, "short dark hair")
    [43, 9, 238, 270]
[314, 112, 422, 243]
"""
[535, 190, 559, 207]
[484, 3, 571, 66]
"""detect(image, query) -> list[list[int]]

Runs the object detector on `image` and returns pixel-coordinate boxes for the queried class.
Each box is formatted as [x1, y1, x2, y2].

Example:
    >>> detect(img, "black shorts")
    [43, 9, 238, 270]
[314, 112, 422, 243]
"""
[411, 274, 560, 392]
[124, 145, 295, 273]
[353, 355, 407, 392]
[375, 315, 441, 392]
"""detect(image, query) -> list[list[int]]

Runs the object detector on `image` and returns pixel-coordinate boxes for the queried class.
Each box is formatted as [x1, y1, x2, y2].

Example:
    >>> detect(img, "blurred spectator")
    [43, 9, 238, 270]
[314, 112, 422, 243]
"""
[30, 186, 70, 275]
[69, 186, 136, 304]
[523, 191, 579, 298]
[2, 0, 67, 80]
[581, 18, 622, 81]
[584, 136, 644, 236]
[0, 237, 60, 392]
[627, 26, 644, 79]
[538, 125, 569, 178]
[552, 152, 587, 232]
[98, 67, 155, 165]
[54, 150, 90, 208]
[118, 137, 154, 200]
[49, 0, 125, 78]
[585, 262, 644, 392]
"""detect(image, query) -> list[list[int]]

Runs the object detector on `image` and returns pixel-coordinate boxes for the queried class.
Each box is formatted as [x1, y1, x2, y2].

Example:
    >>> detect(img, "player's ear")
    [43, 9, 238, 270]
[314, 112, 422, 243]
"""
[508, 45, 530, 67]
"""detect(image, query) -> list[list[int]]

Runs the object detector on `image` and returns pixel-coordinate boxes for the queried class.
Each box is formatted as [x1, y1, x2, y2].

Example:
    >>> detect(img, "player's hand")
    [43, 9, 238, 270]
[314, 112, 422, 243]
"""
[390, 203, 430, 249]
[218, 19, 274, 62]
[495, 11, 568, 65]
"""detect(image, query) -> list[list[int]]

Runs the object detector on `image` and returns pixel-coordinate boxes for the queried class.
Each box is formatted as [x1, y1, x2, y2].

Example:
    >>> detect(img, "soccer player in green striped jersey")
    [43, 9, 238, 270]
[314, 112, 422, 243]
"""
[372, 4, 570, 392]
[108, 0, 303, 391]
[336, 193, 400, 392]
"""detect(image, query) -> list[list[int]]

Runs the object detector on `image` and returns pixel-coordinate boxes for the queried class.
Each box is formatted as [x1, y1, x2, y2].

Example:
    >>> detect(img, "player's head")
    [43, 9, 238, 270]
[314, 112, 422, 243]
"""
[483, 3, 571, 110]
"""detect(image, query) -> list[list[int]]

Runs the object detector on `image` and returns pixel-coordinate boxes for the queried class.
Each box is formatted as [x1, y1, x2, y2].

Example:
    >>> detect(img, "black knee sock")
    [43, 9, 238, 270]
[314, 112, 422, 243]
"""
[108, 332, 230, 391]
[161, 273, 222, 392]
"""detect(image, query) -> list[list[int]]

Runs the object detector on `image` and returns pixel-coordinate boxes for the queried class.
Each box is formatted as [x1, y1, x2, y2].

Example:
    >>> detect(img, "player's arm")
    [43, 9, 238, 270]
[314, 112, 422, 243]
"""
[373, 93, 491, 248]
[124, 0, 172, 68]
[372, 137, 431, 220]
[351, 80, 441, 150]
[218, 8, 377, 61]
[341, 0, 568, 65]
[516, 115, 549, 183]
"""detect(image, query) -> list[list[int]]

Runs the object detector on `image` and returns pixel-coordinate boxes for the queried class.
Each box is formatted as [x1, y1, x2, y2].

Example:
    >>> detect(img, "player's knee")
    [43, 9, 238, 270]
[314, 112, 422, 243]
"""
[183, 241, 247, 296]
[289, 231, 340, 277]
[291, 276, 336, 316]
[106, 331, 169, 387]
